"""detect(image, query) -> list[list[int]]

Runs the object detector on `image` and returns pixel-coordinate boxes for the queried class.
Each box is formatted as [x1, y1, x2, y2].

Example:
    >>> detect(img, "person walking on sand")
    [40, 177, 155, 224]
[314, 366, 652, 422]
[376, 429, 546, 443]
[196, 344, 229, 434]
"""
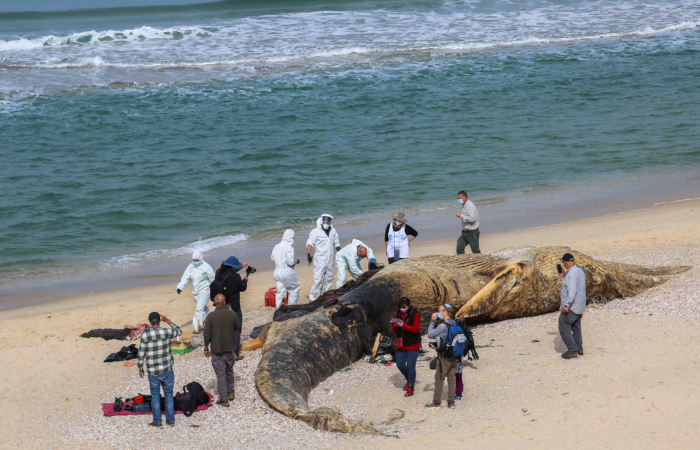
[204, 294, 241, 406]
[385, 212, 418, 264]
[137, 312, 182, 428]
[176, 250, 215, 334]
[307, 214, 340, 301]
[334, 239, 377, 289]
[559, 252, 586, 359]
[271, 229, 300, 308]
[425, 304, 458, 410]
[455, 191, 481, 255]
[391, 297, 421, 398]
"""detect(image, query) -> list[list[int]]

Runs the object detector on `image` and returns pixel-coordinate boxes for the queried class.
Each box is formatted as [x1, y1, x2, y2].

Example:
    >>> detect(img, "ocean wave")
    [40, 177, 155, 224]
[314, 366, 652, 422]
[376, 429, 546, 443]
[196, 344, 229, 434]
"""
[101, 233, 249, 269]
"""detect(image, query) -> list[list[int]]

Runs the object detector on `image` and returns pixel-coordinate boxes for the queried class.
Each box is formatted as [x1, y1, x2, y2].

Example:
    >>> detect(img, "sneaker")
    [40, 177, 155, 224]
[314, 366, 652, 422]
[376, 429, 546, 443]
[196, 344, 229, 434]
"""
[402, 382, 409, 392]
[148, 422, 163, 428]
[166, 421, 175, 427]
[424, 402, 441, 409]
[454, 396, 462, 401]
[404, 386, 414, 397]
[216, 401, 230, 407]
[228, 391, 235, 401]
[578, 351, 584, 356]
[448, 403, 456, 409]
[561, 351, 578, 359]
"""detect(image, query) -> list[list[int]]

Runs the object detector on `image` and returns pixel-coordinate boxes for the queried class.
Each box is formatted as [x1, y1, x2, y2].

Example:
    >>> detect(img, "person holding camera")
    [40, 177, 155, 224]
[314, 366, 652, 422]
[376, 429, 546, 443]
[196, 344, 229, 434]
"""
[390, 297, 421, 398]
[425, 304, 458, 409]
[558, 252, 586, 359]
[137, 312, 182, 427]
[215, 256, 251, 359]
[203, 294, 241, 406]
[271, 229, 300, 308]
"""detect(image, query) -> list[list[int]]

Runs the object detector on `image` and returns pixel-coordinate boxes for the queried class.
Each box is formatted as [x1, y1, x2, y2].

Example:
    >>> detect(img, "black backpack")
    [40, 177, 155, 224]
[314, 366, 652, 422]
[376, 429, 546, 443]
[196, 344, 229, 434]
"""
[461, 323, 479, 361]
[209, 270, 232, 301]
[176, 381, 209, 417]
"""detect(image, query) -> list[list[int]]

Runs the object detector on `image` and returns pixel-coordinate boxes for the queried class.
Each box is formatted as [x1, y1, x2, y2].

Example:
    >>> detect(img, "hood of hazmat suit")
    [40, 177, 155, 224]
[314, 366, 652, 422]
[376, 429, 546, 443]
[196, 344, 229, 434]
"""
[272, 229, 296, 270]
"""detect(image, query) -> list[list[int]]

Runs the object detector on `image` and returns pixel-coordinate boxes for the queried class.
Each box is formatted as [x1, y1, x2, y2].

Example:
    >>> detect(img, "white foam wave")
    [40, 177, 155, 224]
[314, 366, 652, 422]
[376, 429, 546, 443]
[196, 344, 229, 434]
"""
[101, 234, 248, 269]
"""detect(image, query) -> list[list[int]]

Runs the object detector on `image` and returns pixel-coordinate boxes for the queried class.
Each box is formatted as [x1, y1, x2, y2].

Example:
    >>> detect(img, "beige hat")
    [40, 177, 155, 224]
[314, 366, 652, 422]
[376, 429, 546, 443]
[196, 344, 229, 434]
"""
[392, 212, 407, 223]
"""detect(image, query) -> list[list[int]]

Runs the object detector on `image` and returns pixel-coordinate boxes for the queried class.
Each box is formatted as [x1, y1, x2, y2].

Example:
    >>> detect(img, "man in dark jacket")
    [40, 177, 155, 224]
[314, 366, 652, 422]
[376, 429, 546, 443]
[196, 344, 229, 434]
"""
[204, 294, 241, 406]
[215, 256, 250, 358]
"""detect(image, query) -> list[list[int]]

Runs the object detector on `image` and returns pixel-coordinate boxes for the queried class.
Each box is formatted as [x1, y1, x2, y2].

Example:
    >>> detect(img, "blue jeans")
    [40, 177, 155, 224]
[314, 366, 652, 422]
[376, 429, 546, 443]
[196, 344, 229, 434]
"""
[395, 350, 419, 387]
[148, 369, 175, 424]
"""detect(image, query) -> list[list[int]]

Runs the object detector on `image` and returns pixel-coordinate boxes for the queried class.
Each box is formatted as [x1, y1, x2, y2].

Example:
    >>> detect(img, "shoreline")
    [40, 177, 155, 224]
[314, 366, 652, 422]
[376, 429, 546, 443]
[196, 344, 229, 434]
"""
[2, 197, 698, 321]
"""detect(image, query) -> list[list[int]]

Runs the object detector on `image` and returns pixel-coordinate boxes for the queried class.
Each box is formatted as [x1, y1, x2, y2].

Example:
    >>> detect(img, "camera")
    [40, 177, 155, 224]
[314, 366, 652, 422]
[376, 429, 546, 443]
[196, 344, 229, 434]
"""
[246, 266, 257, 276]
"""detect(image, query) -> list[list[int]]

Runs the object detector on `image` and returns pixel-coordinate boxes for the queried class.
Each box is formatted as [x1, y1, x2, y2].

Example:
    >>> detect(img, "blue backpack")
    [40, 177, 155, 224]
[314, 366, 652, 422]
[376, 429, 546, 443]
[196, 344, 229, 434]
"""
[439, 323, 467, 359]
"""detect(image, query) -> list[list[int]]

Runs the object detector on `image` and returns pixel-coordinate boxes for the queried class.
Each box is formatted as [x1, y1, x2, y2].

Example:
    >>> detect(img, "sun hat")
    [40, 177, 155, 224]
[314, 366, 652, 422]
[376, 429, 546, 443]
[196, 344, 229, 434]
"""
[222, 256, 243, 269]
[392, 212, 407, 223]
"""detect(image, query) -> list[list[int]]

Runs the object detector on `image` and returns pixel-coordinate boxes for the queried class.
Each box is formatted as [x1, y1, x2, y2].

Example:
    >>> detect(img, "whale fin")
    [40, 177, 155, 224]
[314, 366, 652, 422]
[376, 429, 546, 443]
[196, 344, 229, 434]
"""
[241, 324, 268, 351]
[455, 260, 528, 320]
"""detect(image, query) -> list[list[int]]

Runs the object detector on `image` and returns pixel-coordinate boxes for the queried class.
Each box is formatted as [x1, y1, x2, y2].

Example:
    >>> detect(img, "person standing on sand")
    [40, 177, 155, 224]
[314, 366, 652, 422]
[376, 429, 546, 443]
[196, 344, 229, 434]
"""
[204, 294, 241, 407]
[391, 297, 421, 398]
[271, 229, 300, 308]
[307, 214, 340, 301]
[455, 191, 481, 254]
[176, 250, 215, 334]
[559, 252, 586, 359]
[425, 304, 459, 410]
[385, 212, 418, 264]
[137, 312, 182, 428]
[215, 256, 251, 360]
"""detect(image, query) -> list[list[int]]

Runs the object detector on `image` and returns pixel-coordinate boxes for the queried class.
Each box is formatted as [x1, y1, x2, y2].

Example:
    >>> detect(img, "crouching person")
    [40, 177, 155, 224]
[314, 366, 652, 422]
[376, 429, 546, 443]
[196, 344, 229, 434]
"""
[138, 312, 182, 427]
[204, 294, 241, 406]
[425, 304, 459, 410]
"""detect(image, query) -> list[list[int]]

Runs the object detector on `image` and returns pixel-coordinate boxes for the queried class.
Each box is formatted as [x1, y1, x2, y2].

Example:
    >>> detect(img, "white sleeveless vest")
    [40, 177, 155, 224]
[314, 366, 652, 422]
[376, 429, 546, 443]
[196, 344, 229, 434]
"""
[386, 223, 410, 259]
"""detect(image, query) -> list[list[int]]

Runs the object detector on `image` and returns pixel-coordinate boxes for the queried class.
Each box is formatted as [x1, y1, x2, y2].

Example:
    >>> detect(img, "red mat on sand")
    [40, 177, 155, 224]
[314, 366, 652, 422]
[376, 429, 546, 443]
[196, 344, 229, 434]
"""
[102, 393, 213, 417]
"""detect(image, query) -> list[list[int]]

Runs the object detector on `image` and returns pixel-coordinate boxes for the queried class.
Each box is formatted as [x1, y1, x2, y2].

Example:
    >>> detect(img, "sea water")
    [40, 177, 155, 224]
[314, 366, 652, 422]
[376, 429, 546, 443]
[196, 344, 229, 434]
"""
[1, 0, 700, 306]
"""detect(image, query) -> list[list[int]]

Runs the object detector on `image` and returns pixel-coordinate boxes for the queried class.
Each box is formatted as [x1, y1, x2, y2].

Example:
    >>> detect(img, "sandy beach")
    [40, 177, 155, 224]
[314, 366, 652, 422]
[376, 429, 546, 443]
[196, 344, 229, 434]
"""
[1, 199, 699, 449]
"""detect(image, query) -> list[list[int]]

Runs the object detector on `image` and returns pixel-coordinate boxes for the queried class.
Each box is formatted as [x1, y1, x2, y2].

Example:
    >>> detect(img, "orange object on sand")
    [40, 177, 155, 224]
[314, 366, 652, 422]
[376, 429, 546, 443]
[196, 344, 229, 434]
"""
[264, 288, 288, 307]
[123, 361, 138, 367]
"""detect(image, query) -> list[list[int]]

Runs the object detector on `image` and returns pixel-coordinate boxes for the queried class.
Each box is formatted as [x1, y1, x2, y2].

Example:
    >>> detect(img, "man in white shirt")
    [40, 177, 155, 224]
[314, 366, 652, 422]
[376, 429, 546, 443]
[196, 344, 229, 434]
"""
[558, 252, 586, 359]
[455, 190, 481, 254]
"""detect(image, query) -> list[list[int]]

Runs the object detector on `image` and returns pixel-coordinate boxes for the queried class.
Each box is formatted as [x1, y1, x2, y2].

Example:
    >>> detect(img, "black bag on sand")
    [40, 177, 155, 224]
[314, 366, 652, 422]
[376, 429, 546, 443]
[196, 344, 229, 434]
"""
[177, 382, 209, 417]
[104, 344, 139, 363]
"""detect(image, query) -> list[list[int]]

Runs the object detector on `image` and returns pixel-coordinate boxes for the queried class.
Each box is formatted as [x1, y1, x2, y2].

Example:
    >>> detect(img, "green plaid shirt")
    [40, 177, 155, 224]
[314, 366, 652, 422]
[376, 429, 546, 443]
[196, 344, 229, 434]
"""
[137, 323, 182, 376]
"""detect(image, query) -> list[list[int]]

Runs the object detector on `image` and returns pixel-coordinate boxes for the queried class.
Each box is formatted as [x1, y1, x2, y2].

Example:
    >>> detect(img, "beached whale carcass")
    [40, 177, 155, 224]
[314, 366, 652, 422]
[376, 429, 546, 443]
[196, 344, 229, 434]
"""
[245, 246, 691, 434]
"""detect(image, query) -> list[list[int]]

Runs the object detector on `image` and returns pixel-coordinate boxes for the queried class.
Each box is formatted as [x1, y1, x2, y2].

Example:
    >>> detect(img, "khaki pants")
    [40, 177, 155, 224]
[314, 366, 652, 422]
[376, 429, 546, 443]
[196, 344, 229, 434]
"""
[433, 356, 458, 405]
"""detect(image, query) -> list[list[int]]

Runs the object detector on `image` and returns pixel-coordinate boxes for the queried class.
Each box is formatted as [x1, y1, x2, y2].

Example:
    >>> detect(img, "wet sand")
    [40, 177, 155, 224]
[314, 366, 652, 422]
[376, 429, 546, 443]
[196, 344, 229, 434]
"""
[1, 199, 698, 449]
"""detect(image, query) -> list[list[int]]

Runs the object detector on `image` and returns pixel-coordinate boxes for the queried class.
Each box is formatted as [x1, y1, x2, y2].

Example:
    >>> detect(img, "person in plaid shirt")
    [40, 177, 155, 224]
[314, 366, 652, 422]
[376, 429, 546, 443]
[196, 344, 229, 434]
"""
[138, 311, 182, 428]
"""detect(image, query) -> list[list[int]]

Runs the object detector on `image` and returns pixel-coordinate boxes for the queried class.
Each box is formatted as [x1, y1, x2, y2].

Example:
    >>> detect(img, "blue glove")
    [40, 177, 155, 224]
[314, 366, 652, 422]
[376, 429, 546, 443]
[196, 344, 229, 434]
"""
[370, 258, 376, 264]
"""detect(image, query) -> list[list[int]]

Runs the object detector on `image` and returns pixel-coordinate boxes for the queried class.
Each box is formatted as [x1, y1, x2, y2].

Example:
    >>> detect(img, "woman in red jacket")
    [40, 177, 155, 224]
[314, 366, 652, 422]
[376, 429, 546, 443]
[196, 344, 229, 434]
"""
[391, 297, 421, 397]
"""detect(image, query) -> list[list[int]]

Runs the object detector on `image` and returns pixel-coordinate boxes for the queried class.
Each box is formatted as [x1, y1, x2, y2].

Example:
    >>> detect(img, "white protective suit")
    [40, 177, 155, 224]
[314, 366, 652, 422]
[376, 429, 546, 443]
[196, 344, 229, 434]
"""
[306, 215, 340, 301]
[335, 239, 376, 289]
[177, 250, 215, 332]
[271, 229, 300, 308]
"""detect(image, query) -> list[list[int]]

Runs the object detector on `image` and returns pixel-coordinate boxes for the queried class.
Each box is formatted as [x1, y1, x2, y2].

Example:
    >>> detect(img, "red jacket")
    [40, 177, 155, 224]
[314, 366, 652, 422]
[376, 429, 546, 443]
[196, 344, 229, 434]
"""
[391, 310, 421, 351]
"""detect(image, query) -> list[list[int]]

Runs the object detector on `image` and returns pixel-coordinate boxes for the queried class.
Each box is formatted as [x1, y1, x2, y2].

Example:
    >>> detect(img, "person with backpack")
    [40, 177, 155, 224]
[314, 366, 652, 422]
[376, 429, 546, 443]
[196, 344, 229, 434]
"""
[425, 303, 462, 410]
[212, 256, 251, 359]
[176, 250, 215, 334]
[390, 297, 421, 398]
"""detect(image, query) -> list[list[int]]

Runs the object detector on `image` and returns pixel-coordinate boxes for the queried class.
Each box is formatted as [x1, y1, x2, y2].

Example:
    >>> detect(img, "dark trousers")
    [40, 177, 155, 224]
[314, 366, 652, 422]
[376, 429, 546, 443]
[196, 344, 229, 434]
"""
[456, 372, 463, 397]
[456, 229, 481, 254]
[211, 351, 236, 401]
[226, 305, 243, 354]
[558, 311, 583, 353]
[434, 356, 458, 405]
[395, 350, 419, 387]
[388, 257, 405, 265]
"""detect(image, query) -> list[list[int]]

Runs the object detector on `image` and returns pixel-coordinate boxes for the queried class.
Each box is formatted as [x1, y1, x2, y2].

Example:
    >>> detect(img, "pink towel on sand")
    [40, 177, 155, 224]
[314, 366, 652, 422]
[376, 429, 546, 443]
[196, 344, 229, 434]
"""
[102, 393, 213, 417]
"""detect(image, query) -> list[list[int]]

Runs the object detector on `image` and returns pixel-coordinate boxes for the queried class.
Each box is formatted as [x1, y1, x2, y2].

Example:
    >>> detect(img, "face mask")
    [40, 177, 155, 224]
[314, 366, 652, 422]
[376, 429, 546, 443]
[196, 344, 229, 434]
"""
[394, 221, 401, 227]
[193, 261, 202, 267]
[322, 223, 330, 230]
[437, 313, 444, 320]
[458, 198, 464, 205]
[400, 308, 408, 313]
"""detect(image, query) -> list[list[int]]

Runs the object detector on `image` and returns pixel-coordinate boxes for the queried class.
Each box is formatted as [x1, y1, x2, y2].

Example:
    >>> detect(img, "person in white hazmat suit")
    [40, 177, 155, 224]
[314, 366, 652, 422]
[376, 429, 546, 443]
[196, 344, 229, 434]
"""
[176, 249, 215, 333]
[335, 239, 377, 289]
[306, 214, 340, 301]
[271, 229, 300, 308]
